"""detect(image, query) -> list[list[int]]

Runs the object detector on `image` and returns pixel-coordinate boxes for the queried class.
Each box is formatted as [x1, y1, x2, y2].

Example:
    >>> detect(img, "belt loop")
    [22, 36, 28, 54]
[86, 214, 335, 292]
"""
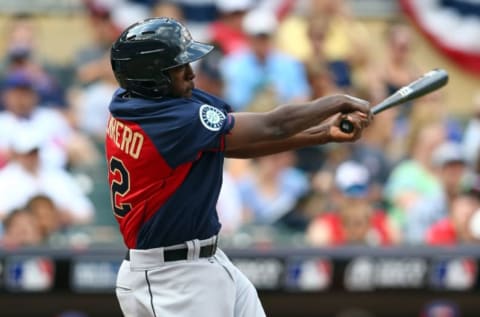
[158, 247, 165, 264]
[186, 239, 200, 260]
[192, 239, 201, 259]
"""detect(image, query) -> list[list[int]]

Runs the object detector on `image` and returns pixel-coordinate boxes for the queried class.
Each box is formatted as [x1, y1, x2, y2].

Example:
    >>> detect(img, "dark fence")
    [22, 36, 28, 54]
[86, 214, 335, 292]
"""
[0, 245, 479, 316]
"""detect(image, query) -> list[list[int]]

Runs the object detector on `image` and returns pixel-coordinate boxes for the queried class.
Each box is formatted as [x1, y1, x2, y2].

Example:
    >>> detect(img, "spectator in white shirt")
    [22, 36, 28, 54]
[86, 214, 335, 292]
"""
[216, 170, 244, 235]
[0, 129, 94, 225]
[0, 71, 74, 169]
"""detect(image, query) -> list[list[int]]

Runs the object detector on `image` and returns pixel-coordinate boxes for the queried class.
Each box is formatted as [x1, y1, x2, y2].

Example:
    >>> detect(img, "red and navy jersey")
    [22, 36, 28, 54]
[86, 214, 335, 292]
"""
[105, 88, 235, 249]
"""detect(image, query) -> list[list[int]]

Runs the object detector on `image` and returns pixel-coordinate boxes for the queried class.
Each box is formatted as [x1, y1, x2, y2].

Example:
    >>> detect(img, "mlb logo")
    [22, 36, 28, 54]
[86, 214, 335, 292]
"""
[5, 257, 54, 292]
[430, 257, 477, 291]
[422, 300, 460, 317]
[285, 258, 332, 291]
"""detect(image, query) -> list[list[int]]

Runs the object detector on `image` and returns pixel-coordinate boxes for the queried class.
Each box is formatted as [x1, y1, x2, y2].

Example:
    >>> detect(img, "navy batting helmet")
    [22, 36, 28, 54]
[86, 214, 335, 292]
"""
[111, 17, 214, 98]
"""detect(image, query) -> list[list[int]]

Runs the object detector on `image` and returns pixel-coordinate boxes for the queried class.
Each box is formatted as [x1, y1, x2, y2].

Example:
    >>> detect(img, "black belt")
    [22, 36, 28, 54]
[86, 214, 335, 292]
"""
[125, 241, 217, 262]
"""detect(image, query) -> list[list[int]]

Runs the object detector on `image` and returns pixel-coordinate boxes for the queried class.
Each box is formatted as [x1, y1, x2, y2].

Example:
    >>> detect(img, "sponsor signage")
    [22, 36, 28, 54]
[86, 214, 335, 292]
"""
[0, 250, 480, 294]
[232, 258, 284, 290]
[344, 257, 428, 291]
[71, 259, 121, 292]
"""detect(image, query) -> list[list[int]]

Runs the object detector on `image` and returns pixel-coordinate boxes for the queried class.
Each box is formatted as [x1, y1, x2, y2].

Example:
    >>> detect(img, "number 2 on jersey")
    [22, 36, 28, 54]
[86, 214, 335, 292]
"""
[109, 157, 132, 218]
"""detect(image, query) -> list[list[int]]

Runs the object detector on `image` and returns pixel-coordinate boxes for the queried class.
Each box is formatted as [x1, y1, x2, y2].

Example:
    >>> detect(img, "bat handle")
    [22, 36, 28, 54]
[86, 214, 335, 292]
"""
[339, 119, 354, 134]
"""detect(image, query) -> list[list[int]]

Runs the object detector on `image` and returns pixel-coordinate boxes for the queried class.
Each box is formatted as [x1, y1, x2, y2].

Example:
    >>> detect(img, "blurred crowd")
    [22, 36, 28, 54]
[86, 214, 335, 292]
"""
[0, 0, 479, 250]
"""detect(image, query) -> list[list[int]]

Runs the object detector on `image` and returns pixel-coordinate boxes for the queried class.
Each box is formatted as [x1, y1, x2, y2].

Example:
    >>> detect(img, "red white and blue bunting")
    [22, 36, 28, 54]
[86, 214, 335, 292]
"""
[400, 0, 480, 75]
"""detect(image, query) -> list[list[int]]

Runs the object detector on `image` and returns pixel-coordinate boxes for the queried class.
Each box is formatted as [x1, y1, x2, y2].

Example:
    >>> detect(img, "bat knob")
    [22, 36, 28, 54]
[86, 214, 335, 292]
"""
[339, 119, 354, 134]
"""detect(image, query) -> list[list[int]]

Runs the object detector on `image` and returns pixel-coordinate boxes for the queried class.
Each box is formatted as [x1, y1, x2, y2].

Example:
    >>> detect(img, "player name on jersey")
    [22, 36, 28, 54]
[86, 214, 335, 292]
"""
[107, 116, 144, 159]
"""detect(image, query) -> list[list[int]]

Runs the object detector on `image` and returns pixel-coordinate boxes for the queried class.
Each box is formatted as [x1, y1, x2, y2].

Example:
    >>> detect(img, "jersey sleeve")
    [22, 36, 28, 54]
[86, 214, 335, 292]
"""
[142, 102, 235, 168]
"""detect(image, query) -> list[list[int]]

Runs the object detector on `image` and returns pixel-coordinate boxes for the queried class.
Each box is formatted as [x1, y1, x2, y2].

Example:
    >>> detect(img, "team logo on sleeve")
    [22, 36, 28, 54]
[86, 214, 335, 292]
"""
[199, 104, 226, 131]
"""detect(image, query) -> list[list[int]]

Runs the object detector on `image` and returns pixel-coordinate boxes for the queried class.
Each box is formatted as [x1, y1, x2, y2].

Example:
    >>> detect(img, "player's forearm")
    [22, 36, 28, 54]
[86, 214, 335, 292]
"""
[225, 125, 330, 158]
[265, 95, 347, 139]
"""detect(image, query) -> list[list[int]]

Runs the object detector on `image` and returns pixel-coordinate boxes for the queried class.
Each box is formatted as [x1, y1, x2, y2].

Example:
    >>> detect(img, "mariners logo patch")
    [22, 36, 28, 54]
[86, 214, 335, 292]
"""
[199, 104, 226, 131]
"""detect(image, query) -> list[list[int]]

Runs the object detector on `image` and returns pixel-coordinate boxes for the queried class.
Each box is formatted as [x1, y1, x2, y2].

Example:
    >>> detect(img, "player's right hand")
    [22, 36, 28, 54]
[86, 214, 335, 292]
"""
[337, 94, 372, 118]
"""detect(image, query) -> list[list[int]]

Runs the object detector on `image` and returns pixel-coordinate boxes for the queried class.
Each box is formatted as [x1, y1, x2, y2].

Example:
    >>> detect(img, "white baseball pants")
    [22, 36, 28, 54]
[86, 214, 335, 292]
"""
[116, 238, 266, 317]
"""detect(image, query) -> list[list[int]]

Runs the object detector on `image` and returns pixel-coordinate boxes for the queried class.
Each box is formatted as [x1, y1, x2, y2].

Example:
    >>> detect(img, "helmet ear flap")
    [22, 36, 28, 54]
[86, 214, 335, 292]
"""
[125, 72, 171, 98]
[152, 71, 172, 96]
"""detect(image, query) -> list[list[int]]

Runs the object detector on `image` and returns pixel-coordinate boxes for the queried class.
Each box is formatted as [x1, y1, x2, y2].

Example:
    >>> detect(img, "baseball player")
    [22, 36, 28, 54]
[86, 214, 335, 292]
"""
[106, 17, 372, 317]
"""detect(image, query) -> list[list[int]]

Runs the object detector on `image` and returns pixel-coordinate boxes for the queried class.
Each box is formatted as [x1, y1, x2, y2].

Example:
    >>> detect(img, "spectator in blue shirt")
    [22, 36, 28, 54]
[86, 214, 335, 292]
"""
[221, 9, 310, 112]
[237, 151, 309, 225]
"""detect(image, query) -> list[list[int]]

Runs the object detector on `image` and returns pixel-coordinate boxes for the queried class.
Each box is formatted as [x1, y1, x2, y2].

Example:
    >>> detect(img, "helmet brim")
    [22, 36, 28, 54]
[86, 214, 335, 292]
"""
[171, 41, 214, 69]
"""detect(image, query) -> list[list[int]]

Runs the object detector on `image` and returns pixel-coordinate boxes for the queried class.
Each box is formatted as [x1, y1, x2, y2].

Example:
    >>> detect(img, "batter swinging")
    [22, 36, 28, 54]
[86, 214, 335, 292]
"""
[106, 17, 372, 317]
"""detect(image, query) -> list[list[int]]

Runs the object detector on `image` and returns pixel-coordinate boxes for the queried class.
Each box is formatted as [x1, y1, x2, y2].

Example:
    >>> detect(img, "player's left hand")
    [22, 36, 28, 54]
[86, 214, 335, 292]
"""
[326, 111, 372, 142]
